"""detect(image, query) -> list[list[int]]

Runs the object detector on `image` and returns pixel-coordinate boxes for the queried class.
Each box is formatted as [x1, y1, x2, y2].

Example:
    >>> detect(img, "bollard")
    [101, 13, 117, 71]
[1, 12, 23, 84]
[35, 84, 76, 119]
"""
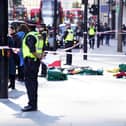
[0, 48, 9, 98]
[0, 0, 8, 98]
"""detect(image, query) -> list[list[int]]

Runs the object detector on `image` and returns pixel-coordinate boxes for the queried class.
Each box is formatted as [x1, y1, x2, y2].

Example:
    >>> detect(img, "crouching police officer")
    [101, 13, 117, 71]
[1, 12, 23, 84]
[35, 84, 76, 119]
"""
[21, 24, 44, 112]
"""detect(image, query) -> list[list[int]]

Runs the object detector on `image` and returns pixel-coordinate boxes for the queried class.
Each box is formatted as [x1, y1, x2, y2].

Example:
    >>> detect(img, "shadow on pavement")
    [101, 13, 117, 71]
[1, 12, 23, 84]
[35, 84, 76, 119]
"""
[0, 99, 22, 111]
[13, 111, 62, 126]
[0, 99, 63, 126]
[8, 89, 25, 99]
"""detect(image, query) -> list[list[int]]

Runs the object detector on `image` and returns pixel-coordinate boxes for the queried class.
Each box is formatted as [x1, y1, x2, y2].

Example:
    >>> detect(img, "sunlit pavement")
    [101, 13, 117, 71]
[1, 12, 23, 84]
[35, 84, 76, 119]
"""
[0, 39, 126, 126]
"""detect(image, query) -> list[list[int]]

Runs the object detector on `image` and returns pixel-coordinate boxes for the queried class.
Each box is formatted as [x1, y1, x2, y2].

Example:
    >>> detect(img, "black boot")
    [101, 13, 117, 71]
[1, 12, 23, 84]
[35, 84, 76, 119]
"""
[8, 75, 15, 89]
[8, 81, 15, 89]
[8, 84, 15, 89]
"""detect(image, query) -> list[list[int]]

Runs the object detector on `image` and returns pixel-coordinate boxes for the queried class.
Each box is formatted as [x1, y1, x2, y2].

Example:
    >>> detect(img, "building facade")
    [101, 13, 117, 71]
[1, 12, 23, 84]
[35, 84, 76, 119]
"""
[92, 0, 126, 29]
[21, 0, 126, 27]
[22, 0, 41, 18]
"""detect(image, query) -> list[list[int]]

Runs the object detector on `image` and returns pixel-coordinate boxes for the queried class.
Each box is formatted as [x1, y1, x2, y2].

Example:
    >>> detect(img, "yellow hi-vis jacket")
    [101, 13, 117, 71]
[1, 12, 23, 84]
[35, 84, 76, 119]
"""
[88, 26, 96, 36]
[22, 31, 44, 59]
[65, 29, 74, 42]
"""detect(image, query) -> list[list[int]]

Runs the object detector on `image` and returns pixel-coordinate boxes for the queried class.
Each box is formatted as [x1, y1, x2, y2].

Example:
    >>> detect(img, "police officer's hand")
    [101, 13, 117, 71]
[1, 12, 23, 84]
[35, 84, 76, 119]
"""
[32, 52, 43, 60]
[37, 52, 46, 60]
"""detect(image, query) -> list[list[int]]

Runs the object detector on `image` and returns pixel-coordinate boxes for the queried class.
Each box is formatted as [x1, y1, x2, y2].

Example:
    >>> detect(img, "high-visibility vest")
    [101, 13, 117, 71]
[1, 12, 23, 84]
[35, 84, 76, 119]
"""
[88, 27, 96, 36]
[22, 31, 44, 59]
[65, 29, 74, 41]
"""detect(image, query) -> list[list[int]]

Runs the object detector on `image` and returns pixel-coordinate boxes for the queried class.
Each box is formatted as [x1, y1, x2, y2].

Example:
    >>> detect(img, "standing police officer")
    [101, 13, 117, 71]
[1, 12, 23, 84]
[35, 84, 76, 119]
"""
[63, 23, 74, 65]
[21, 24, 44, 112]
[88, 23, 96, 49]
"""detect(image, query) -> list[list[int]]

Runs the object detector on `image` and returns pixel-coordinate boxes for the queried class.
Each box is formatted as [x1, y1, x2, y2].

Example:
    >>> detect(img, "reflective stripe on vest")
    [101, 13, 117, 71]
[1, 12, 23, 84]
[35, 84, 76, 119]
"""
[65, 29, 74, 41]
[22, 31, 44, 58]
[88, 27, 95, 36]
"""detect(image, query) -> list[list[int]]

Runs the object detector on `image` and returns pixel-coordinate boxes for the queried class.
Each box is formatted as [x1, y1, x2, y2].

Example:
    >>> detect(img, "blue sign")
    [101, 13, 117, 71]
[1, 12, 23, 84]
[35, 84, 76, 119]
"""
[100, 5, 109, 13]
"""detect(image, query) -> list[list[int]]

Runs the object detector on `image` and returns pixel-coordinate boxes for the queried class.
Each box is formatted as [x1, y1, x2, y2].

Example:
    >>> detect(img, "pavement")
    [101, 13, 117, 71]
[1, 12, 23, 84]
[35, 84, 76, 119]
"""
[0, 39, 126, 126]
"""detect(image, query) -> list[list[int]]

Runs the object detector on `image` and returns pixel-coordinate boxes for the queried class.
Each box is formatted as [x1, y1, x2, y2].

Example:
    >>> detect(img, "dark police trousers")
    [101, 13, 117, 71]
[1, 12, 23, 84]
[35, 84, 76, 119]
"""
[24, 57, 40, 109]
[65, 41, 73, 65]
[41, 62, 47, 77]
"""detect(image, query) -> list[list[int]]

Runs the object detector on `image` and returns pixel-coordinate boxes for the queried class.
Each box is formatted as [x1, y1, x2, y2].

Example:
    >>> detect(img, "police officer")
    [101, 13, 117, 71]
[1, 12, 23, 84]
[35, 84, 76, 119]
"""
[63, 23, 74, 65]
[37, 24, 49, 77]
[21, 24, 44, 112]
[88, 23, 96, 49]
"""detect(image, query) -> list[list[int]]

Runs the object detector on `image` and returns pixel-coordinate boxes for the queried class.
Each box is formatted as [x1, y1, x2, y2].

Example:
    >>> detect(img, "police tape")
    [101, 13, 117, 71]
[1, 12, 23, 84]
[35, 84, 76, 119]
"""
[0, 46, 9, 49]
[0, 42, 80, 54]
[83, 30, 126, 35]
[63, 42, 80, 51]
[45, 50, 126, 58]
[0, 43, 125, 58]
[0, 46, 20, 54]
